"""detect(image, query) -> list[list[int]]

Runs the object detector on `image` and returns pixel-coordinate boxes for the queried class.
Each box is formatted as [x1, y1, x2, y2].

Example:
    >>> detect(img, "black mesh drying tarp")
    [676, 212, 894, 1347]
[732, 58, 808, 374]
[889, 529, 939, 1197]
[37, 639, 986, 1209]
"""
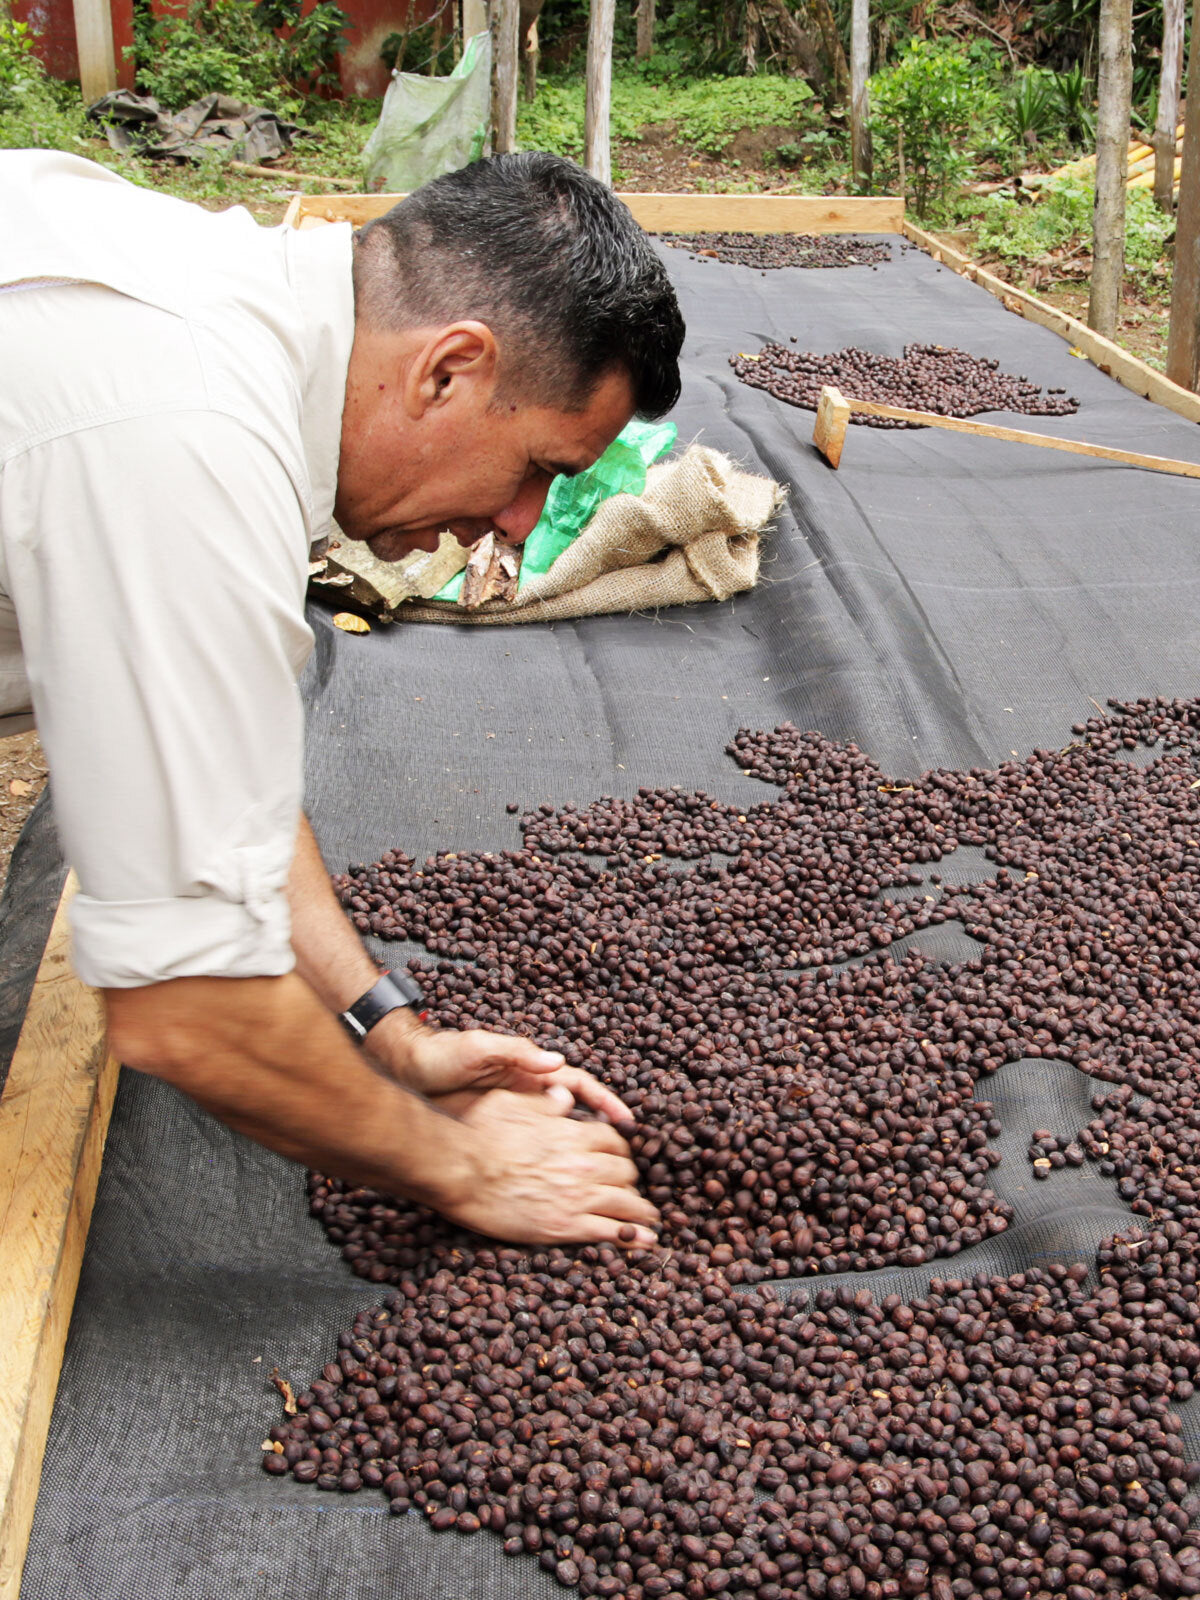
[17, 236, 1200, 1597]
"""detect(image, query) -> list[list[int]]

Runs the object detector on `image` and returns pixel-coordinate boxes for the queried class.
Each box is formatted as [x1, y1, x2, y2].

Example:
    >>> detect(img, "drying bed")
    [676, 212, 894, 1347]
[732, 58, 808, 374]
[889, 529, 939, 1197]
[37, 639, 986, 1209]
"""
[13, 232, 1200, 1599]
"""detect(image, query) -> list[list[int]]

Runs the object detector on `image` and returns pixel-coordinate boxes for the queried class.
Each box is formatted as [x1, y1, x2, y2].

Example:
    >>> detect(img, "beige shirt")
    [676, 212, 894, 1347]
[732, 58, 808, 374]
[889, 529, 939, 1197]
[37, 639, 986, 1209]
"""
[0, 152, 355, 987]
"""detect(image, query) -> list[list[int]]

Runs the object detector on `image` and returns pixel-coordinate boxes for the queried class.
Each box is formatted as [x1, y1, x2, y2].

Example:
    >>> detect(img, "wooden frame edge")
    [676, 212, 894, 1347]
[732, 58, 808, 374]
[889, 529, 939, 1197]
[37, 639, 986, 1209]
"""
[0, 874, 118, 1600]
[903, 219, 1200, 426]
[285, 191, 906, 234]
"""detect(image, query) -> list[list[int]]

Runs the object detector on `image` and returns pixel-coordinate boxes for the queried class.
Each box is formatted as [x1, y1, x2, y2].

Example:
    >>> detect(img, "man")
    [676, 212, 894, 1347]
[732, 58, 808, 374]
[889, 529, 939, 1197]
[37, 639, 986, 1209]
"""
[0, 149, 685, 1247]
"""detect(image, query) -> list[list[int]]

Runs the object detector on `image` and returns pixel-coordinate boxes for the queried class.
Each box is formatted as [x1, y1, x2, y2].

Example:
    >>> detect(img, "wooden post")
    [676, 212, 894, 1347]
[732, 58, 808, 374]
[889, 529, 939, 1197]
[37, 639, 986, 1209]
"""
[584, 0, 615, 186]
[636, 0, 655, 61]
[1154, 0, 1185, 210]
[1168, 0, 1200, 388]
[849, 0, 871, 188]
[1088, 0, 1132, 339]
[462, 0, 488, 40]
[72, 0, 118, 104]
[493, 0, 520, 154]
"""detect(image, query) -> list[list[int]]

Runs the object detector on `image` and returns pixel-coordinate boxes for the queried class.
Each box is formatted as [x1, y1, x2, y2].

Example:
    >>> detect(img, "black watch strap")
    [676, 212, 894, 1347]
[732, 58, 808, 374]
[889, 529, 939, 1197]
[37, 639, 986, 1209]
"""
[340, 970, 426, 1041]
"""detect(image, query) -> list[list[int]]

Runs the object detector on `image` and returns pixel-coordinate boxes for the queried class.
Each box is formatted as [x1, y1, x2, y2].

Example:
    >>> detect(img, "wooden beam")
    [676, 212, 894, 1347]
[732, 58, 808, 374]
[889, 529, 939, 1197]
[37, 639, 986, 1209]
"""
[584, 0, 615, 185]
[1168, 0, 1200, 390]
[462, 0, 488, 40]
[0, 875, 118, 1600]
[285, 191, 907, 234]
[71, 0, 117, 103]
[904, 219, 1200, 426]
[493, 0, 520, 154]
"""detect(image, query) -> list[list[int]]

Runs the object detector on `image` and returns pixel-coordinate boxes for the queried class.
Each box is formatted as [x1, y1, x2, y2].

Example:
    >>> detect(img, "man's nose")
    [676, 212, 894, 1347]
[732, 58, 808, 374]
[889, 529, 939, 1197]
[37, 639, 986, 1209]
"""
[492, 474, 553, 543]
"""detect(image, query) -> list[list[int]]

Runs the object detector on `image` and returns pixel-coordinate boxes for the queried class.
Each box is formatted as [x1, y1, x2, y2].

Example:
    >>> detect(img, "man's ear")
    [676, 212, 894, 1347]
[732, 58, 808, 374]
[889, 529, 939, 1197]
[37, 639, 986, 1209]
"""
[404, 321, 498, 418]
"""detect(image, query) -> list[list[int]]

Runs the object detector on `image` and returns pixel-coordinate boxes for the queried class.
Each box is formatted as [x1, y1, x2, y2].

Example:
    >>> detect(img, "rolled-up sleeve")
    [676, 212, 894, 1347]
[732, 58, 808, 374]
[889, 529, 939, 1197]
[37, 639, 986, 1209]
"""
[0, 409, 313, 987]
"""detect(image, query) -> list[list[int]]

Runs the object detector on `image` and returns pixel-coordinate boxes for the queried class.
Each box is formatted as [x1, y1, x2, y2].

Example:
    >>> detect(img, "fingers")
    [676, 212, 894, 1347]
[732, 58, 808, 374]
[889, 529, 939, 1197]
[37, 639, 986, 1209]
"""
[574, 1212, 660, 1250]
[461, 1029, 564, 1075]
[591, 1184, 660, 1229]
[554, 1065, 634, 1125]
[578, 1152, 641, 1188]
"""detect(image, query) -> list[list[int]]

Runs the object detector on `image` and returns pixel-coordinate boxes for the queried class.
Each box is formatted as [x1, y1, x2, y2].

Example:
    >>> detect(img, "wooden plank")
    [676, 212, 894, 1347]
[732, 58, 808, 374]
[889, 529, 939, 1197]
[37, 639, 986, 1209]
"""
[0, 875, 118, 1600]
[903, 219, 1200, 425]
[287, 191, 907, 233]
[835, 394, 1200, 478]
[71, 0, 117, 102]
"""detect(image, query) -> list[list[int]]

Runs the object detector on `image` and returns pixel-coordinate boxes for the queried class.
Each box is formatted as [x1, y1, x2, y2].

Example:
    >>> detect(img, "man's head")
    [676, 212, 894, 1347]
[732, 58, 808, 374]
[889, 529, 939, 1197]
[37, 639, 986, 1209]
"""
[334, 153, 685, 561]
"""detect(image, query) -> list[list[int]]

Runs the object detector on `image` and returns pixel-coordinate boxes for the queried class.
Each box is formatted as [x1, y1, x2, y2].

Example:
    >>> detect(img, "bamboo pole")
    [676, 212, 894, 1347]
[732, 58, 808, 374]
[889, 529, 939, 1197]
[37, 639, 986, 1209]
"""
[1088, 0, 1133, 338]
[1168, 0, 1200, 389]
[584, 0, 616, 186]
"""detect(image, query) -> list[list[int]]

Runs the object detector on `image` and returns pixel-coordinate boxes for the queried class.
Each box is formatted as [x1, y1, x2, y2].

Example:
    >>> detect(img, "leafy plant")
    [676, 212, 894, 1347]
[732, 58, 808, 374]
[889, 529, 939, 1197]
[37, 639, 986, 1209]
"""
[1054, 62, 1096, 146]
[380, 20, 457, 77]
[1007, 66, 1058, 149]
[870, 39, 997, 219]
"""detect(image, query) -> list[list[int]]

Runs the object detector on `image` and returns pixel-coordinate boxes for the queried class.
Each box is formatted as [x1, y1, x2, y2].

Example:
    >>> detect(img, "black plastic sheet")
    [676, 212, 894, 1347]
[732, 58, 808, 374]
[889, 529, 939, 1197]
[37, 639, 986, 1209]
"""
[17, 236, 1200, 1596]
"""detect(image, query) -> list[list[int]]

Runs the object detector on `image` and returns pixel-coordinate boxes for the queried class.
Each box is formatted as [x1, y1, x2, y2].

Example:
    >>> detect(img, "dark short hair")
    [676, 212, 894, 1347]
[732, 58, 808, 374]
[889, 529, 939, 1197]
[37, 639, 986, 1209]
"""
[354, 153, 684, 419]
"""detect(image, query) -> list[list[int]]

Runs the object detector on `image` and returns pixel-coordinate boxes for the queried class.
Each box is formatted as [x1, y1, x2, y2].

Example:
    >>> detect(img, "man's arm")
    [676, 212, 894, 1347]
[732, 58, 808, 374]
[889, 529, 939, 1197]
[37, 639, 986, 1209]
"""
[287, 814, 634, 1122]
[104, 973, 659, 1246]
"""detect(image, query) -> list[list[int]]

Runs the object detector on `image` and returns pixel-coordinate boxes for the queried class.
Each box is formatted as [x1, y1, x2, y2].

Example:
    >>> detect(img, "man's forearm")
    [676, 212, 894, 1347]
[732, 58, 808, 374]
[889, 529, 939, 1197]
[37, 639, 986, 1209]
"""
[288, 813, 422, 1070]
[104, 971, 469, 1206]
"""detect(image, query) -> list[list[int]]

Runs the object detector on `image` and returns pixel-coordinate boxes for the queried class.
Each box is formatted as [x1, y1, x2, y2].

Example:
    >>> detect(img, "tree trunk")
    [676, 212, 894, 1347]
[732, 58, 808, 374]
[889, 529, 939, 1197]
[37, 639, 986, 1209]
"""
[519, 0, 544, 101]
[462, 0, 489, 42]
[1154, 0, 1185, 210]
[806, 0, 850, 103]
[1168, 0, 1200, 388]
[493, 0, 520, 154]
[850, 0, 872, 186]
[1088, 0, 1132, 339]
[585, 0, 616, 186]
[636, 0, 655, 62]
[754, 0, 821, 83]
[743, 0, 759, 73]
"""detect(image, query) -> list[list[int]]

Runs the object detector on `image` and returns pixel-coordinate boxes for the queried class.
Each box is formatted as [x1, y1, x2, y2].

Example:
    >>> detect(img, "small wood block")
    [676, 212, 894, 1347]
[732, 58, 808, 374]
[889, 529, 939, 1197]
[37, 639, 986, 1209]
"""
[813, 386, 852, 469]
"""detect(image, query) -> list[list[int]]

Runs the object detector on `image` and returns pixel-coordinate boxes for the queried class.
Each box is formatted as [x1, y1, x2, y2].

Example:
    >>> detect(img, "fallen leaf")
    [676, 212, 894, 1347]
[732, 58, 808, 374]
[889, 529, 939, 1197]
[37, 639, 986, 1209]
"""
[332, 612, 370, 634]
[1069, 346, 1088, 358]
[8, 778, 31, 796]
[270, 1367, 298, 1414]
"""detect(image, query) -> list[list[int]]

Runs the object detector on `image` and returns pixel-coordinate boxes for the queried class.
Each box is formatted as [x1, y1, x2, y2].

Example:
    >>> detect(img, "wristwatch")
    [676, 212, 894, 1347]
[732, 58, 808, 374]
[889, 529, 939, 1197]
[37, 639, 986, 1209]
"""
[340, 970, 427, 1041]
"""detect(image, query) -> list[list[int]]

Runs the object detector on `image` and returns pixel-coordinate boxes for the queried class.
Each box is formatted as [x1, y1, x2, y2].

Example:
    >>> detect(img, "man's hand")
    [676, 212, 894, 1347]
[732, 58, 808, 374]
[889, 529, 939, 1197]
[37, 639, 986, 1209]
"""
[399, 1026, 633, 1123]
[439, 1087, 659, 1248]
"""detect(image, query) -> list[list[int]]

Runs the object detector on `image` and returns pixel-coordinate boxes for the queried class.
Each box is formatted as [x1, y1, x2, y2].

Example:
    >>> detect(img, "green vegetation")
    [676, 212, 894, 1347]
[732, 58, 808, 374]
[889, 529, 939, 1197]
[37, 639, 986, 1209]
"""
[517, 69, 815, 165]
[131, 0, 348, 111]
[976, 173, 1175, 279]
[0, 19, 90, 152]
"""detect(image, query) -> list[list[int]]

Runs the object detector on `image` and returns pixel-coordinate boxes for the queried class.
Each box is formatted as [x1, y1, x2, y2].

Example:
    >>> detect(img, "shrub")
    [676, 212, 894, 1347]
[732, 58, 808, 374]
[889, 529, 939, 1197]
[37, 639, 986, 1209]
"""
[0, 19, 90, 150]
[976, 173, 1175, 278]
[870, 39, 1000, 219]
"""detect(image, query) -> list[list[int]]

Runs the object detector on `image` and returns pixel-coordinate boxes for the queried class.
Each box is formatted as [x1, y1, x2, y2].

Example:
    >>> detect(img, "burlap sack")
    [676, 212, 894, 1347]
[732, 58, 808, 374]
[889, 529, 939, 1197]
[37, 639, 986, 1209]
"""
[397, 445, 784, 625]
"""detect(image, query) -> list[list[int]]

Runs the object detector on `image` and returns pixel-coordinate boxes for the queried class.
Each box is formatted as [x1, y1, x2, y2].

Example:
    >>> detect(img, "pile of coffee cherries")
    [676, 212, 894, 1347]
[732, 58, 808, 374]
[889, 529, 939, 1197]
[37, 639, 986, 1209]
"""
[262, 696, 1200, 1599]
[657, 231, 892, 270]
[729, 343, 1079, 424]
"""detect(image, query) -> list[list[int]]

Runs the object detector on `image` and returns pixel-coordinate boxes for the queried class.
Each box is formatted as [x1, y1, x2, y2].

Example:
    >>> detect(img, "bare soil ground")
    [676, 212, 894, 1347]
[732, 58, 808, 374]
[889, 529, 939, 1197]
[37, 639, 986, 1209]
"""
[0, 732, 47, 892]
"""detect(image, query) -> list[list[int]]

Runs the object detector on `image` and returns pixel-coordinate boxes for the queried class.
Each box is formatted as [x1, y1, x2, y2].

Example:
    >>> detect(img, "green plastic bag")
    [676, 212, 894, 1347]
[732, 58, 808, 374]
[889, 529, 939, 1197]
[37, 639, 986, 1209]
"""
[433, 418, 677, 603]
[362, 32, 491, 195]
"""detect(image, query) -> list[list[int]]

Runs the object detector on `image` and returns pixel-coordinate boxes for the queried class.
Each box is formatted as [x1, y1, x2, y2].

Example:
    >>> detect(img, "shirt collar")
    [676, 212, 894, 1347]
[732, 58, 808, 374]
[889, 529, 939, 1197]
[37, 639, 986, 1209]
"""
[281, 221, 356, 543]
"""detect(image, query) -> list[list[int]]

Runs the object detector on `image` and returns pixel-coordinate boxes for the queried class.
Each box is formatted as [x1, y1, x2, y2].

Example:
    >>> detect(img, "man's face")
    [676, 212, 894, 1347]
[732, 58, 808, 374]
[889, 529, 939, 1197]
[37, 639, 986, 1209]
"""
[334, 320, 635, 563]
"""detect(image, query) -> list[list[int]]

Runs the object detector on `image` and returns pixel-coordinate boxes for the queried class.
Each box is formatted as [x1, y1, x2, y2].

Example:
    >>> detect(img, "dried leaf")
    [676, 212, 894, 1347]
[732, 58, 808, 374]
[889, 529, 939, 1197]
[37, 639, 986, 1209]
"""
[270, 1367, 298, 1414]
[1069, 346, 1087, 358]
[332, 612, 370, 634]
[8, 778, 31, 796]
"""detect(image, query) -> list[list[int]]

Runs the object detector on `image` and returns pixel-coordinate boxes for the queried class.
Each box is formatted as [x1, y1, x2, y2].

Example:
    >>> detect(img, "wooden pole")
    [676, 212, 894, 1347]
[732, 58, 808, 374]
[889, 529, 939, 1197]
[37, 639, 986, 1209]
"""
[849, 0, 871, 188]
[1168, 0, 1200, 388]
[584, 0, 615, 186]
[493, 0, 520, 154]
[462, 0, 488, 40]
[1088, 0, 1132, 339]
[636, 0, 655, 61]
[71, 0, 117, 104]
[1154, 0, 1185, 210]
